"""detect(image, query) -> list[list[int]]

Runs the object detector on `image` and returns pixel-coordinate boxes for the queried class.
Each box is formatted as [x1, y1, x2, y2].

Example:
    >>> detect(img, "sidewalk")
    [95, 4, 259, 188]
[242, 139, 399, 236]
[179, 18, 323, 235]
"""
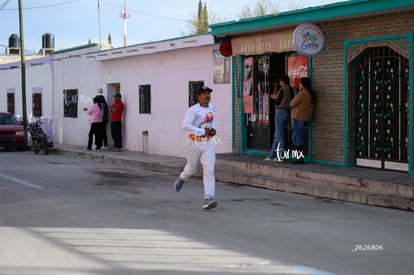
[52, 145, 414, 212]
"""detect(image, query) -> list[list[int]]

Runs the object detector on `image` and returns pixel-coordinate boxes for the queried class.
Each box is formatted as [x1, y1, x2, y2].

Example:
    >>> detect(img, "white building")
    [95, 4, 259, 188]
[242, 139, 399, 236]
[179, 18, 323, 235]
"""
[0, 34, 233, 157]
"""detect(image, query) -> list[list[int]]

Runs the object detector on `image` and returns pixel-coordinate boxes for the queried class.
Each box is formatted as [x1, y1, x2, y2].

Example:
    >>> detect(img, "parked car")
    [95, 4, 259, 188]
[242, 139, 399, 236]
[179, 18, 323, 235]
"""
[0, 112, 27, 151]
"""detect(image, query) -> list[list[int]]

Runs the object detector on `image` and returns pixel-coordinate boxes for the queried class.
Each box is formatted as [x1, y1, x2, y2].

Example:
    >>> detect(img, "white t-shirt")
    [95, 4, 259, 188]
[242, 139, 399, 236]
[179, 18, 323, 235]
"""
[182, 103, 216, 136]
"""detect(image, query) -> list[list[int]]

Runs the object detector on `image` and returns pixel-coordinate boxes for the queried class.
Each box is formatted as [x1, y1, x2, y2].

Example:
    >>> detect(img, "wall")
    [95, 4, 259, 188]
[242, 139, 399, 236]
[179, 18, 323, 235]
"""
[311, 11, 414, 165]
[52, 45, 102, 146]
[99, 44, 233, 157]
[230, 10, 413, 167]
[0, 56, 53, 134]
[1, 37, 233, 158]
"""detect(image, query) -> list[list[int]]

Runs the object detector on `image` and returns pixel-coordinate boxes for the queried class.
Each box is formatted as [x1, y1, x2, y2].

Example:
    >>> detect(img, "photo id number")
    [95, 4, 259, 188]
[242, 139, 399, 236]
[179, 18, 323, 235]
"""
[352, 244, 383, 252]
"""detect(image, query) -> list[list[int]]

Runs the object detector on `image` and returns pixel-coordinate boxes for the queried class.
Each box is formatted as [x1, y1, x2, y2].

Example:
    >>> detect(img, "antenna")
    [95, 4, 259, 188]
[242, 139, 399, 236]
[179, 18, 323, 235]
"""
[120, 0, 130, 47]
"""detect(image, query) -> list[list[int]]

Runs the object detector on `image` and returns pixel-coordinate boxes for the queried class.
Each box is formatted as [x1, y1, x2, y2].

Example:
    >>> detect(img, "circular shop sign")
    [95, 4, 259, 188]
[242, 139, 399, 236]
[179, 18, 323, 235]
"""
[293, 23, 324, 56]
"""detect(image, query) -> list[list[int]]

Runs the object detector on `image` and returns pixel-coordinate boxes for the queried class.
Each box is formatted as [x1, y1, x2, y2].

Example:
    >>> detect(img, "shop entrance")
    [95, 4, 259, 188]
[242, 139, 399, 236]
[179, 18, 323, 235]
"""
[355, 46, 409, 171]
[243, 54, 287, 152]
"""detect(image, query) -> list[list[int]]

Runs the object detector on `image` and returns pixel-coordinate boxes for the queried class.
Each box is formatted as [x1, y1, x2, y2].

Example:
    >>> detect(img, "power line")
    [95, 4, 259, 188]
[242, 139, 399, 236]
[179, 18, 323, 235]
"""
[0, 0, 80, 10]
[0, 0, 12, 9]
[100, 0, 191, 23]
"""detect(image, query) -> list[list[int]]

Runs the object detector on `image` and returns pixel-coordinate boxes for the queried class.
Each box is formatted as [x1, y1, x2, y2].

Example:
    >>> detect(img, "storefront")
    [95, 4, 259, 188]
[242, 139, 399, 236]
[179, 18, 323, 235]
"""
[211, 0, 414, 174]
[226, 29, 316, 158]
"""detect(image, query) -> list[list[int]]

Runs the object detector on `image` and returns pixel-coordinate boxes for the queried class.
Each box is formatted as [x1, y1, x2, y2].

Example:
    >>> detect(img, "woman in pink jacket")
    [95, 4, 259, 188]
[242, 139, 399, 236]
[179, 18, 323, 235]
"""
[83, 96, 103, 150]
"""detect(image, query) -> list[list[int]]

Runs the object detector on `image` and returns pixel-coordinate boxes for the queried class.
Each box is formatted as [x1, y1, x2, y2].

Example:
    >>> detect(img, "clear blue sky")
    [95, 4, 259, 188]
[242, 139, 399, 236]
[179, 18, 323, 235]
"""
[0, 0, 346, 52]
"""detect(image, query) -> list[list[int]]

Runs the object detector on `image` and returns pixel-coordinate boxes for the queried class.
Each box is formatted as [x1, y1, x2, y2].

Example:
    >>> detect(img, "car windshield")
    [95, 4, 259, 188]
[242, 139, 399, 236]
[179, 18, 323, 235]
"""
[0, 114, 18, 125]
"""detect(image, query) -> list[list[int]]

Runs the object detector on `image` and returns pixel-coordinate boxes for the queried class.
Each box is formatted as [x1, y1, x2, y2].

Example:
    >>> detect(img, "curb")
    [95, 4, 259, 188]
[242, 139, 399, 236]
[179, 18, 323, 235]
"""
[53, 148, 414, 211]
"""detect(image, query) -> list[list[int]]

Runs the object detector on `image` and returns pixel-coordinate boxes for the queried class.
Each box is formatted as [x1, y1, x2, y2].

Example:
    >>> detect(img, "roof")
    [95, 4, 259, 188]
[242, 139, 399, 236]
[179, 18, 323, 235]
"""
[84, 33, 213, 61]
[209, 0, 414, 38]
[53, 43, 99, 54]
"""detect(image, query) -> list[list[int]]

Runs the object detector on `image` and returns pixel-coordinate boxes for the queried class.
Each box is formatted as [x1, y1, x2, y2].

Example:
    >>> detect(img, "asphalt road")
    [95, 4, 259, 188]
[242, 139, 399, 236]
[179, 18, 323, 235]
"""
[0, 151, 413, 275]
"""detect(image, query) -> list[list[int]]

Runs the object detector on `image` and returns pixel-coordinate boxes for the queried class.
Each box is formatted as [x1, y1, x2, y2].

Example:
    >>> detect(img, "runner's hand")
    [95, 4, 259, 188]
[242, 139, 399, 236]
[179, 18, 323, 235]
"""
[205, 128, 216, 136]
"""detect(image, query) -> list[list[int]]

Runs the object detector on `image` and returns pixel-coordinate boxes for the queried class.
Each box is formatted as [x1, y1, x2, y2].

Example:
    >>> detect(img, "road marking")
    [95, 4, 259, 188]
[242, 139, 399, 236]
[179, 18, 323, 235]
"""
[0, 173, 44, 189]
[296, 265, 335, 275]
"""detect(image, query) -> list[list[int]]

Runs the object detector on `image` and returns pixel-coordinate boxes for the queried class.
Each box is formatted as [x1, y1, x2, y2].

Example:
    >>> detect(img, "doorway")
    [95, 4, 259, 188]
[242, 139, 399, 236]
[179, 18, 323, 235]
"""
[355, 47, 409, 171]
[244, 54, 286, 152]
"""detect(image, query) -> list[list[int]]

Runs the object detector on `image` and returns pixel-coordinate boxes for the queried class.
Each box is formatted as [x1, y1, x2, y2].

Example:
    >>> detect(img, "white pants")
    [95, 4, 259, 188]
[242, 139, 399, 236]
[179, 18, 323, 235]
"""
[179, 139, 216, 199]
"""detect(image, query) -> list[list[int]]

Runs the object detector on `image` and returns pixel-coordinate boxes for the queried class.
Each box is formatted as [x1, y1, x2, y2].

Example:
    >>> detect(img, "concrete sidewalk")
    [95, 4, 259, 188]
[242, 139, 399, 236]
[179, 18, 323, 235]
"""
[52, 145, 414, 211]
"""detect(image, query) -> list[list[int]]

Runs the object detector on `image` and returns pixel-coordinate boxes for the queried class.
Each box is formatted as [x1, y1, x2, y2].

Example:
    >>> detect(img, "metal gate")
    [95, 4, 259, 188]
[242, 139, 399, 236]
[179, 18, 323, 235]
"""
[355, 47, 409, 171]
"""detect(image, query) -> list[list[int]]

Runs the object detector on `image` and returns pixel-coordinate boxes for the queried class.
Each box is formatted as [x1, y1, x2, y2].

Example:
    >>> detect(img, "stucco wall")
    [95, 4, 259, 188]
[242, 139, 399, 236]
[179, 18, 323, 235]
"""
[100, 45, 233, 157]
[52, 45, 102, 146]
[0, 56, 54, 135]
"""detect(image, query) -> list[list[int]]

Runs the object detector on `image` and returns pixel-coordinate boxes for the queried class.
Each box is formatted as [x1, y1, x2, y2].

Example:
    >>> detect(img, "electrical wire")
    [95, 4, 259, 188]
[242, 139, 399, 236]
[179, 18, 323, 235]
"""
[0, 0, 12, 9]
[0, 0, 80, 10]
[100, 0, 191, 23]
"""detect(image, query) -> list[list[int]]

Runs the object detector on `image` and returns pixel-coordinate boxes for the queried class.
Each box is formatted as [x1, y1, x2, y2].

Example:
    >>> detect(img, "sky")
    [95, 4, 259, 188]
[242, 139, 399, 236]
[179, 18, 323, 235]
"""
[0, 0, 347, 53]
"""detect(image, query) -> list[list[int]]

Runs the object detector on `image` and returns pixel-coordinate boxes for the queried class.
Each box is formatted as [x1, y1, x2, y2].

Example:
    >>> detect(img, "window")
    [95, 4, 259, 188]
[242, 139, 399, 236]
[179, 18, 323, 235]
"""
[7, 93, 15, 114]
[188, 81, 204, 107]
[139, 85, 151, 114]
[32, 93, 42, 117]
[63, 89, 78, 118]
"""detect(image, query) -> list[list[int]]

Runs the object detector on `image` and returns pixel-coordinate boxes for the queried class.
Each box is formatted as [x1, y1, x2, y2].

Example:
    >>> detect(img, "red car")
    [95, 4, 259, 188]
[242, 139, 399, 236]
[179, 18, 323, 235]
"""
[0, 112, 27, 151]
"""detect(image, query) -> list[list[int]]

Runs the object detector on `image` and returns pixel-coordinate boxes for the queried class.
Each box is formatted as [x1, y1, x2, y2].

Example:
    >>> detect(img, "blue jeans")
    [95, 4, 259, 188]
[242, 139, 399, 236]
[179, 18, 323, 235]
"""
[292, 119, 308, 147]
[268, 108, 290, 160]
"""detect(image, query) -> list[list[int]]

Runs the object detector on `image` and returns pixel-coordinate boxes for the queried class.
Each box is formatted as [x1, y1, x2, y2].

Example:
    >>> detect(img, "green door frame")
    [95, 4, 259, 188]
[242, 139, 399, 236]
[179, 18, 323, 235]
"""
[344, 34, 414, 175]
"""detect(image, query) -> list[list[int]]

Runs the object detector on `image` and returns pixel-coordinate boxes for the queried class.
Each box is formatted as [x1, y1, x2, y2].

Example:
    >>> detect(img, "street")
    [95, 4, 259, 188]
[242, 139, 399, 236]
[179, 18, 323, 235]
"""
[0, 151, 413, 275]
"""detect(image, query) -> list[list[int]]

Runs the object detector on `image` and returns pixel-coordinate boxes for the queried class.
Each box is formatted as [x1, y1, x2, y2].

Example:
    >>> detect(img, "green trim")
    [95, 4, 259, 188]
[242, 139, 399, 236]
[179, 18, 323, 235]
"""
[313, 159, 348, 167]
[307, 57, 313, 163]
[239, 56, 247, 154]
[231, 57, 236, 153]
[343, 44, 349, 167]
[344, 34, 414, 174]
[409, 33, 414, 175]
[243, 149, 267, 157]
[210, 0, 414, 37]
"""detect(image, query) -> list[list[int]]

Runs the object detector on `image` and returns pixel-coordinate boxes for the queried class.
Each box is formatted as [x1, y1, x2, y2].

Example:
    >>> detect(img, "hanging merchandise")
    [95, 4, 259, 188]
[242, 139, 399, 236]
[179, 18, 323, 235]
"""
[243, 57, 254, 114]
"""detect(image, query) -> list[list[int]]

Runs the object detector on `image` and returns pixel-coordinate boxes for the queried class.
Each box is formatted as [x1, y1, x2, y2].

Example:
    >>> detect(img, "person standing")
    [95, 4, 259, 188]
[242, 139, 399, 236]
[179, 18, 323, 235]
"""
[83, 96, 103, 150]
[97, 95, 109, 149]
[174, 85, 218, 210]
[290, 77, 315, 164]
[265, 75, 294, 162]
[110, 93, 124, 151]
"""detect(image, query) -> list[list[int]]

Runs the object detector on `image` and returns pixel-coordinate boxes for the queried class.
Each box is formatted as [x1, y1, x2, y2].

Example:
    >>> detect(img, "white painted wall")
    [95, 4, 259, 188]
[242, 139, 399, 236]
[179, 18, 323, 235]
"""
[52, 44, 102, 146]
[1, 36, 233, 158]
[98, 41, 232, 157]
[0, 56, 54, 136]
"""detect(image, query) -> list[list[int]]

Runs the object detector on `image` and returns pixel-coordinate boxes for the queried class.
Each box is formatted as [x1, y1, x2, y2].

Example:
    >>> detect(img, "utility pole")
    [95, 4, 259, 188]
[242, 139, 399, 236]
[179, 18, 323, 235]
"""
[97, 0, 102, 49]
[18, 0, 28, 143]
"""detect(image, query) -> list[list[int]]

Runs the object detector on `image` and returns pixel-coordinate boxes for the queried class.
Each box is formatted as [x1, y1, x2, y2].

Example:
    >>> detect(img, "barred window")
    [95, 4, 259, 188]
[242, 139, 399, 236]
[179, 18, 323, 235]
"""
[32, 93, 42, 117]
[139, 85, 151, 114]
[188, 81, 204, 107]
[63, 89, 78, 118]
[7, 93, 15, 114]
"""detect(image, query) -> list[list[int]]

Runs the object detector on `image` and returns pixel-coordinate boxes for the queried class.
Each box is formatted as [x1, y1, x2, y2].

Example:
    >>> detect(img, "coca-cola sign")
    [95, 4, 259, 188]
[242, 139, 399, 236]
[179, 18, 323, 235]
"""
[293, 23, 324, 56]
[288, 56, 308, 89]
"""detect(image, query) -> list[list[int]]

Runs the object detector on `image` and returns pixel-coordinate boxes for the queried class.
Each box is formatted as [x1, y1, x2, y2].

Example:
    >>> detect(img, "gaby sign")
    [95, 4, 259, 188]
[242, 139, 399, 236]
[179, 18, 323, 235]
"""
[293, 23, 324, 56]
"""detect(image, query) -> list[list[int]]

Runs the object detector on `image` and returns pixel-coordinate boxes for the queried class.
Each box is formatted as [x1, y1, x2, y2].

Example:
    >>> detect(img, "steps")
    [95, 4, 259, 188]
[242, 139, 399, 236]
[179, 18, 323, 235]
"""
[215, 159, 414, 211]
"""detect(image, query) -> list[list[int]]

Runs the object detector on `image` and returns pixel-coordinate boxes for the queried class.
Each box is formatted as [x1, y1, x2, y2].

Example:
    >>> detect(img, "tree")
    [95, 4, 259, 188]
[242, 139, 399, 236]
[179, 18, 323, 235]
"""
[239, 0, 279, 18]
[196, 0, 208, 34]
[108, 33, 112, 45]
